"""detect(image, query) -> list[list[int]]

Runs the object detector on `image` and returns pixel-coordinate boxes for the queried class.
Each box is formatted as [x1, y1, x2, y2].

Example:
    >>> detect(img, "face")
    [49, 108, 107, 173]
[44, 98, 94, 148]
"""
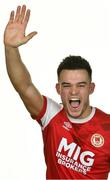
[56, 69, 95, 119]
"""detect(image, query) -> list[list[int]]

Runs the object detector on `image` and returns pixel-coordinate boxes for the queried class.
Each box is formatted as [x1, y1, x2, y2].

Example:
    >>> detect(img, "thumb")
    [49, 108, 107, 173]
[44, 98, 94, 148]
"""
[24, 31, 38, 43]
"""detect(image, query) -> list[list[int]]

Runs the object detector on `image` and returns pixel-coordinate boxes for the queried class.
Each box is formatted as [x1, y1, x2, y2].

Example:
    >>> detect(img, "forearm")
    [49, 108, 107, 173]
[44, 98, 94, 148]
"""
[5, 46, 32, 93]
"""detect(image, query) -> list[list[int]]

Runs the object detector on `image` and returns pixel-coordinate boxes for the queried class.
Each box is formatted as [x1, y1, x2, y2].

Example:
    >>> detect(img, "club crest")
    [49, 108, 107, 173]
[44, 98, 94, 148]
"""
[91, 133, 104, 147]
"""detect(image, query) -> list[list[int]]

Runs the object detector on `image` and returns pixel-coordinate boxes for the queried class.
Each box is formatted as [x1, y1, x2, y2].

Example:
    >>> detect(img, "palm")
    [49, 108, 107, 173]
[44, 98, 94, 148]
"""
[4, 5, 37, 47]
[5, 22, 26, 47]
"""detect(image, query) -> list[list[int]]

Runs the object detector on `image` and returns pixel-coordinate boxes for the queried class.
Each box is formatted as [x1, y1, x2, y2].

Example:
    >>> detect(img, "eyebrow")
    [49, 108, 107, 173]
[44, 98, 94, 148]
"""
[61, 82, 70, 85]
[61, 81, 87, 85]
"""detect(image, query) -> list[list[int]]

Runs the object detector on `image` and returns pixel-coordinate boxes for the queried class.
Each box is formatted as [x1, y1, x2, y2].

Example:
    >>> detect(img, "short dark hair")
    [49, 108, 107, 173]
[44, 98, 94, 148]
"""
[57, 55, 92, 81]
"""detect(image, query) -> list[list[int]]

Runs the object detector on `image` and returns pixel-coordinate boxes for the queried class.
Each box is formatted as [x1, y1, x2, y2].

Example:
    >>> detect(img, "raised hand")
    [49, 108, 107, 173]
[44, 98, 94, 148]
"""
[4, 5, 37, 47]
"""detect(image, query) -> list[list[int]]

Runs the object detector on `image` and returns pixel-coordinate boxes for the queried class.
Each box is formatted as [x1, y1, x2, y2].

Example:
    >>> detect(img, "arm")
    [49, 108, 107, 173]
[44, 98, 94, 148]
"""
[4, 5, 44, 117]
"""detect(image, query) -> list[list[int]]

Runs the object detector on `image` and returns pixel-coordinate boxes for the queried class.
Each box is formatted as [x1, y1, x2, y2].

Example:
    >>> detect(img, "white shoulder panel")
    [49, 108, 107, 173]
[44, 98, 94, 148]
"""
[41, 97, 62, 130]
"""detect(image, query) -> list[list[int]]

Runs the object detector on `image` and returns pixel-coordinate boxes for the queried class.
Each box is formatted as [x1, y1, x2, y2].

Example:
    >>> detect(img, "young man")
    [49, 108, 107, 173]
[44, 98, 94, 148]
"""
[4, 5, 110, 179]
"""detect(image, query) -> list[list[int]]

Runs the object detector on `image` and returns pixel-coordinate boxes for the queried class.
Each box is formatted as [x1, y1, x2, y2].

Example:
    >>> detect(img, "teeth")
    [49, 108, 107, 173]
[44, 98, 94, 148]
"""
[70, 98, 80, 101]
[69, 98, 80, 104]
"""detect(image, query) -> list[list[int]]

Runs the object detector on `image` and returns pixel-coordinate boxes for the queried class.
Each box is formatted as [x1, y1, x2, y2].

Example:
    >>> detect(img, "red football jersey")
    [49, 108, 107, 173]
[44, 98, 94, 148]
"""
[35, 96, 110, 179]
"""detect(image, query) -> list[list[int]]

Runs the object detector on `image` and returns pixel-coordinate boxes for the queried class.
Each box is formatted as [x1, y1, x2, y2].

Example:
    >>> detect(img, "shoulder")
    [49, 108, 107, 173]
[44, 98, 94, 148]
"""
[35, 96, 63, 128]
[95, 108, 110, 131]
[96, 108, 110, 119]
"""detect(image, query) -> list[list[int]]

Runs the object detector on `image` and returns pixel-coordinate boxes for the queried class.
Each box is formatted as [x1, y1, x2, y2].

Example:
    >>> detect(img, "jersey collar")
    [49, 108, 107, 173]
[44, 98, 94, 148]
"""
[67, 107, 96, 124]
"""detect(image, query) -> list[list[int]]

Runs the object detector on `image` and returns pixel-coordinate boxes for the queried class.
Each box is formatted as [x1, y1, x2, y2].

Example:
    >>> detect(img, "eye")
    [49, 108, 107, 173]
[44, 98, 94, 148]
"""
[63, 84, 71, 88]
[62, 83, 71, 88]
[78, 84, 86, 88]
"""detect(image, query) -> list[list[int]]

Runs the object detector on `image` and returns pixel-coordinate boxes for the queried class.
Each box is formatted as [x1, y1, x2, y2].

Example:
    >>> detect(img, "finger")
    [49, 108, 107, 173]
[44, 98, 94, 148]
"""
[15, 5, 21, 22]
[23, 9, 30, 28]
[9, 11, 14, 23]
[24, 31, 37, 43]
[18, 5, 26, 23]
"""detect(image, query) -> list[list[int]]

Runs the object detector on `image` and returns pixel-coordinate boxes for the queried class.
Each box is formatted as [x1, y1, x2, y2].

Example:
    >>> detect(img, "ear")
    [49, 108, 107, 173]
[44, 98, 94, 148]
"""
[89, 82, 95, 94]
[56, 83, 61, 95]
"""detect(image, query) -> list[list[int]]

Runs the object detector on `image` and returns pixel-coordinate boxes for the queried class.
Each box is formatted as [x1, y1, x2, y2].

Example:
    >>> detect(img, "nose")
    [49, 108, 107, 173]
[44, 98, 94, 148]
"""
[70, 85, 79, 95]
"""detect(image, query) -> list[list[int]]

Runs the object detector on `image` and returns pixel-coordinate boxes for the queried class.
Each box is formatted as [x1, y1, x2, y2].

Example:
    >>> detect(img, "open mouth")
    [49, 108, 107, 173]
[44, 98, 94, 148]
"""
[69, 98, 81, 109]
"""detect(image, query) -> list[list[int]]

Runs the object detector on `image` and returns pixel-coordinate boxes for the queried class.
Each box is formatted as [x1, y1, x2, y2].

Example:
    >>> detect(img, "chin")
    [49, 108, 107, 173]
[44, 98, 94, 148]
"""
[68, 104, 83, 116]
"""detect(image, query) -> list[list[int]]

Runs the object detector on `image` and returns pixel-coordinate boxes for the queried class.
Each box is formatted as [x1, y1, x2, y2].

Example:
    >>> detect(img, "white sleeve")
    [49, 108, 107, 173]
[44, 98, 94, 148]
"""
[41, 97, 62, 130]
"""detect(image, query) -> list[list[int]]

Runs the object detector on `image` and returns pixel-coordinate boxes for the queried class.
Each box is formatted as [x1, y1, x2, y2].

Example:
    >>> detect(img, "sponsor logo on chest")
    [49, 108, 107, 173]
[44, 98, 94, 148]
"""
[56, 137, 95, 175]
